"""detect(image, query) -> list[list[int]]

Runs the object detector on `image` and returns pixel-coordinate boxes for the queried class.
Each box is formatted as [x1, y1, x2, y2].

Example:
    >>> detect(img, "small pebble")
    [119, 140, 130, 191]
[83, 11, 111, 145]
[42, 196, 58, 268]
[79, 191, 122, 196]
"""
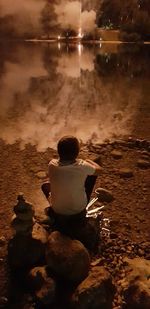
[111, 150, 123, 159]
[138, 248, 145, 256]
[36, 171, 47, 179]
[118, 168, 134, 178]
[0, 297, 8, 305]
[0, 236, 6, 246]
[137, 159, 150, 169]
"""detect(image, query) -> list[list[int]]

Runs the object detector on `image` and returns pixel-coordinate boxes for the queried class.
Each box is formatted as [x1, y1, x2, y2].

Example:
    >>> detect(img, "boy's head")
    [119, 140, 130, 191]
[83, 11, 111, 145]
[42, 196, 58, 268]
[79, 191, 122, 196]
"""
[57, 136, 80, 161]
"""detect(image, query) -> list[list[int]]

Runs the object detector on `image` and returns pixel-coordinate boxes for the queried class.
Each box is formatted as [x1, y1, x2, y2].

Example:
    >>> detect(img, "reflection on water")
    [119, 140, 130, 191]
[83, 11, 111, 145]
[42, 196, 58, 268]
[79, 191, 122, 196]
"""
[0, 42, 149, 150]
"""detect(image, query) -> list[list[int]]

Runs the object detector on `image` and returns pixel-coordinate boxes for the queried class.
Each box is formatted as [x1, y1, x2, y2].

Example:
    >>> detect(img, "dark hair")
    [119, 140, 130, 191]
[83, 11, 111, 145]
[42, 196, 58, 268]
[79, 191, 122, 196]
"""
[57, 136, 80, 161]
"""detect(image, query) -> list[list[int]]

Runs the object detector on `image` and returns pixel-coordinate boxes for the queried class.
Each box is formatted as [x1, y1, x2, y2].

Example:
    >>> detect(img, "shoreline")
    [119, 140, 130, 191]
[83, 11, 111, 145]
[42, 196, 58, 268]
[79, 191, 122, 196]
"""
[0, 136, 149, 308]
[0, 38, 150, 45]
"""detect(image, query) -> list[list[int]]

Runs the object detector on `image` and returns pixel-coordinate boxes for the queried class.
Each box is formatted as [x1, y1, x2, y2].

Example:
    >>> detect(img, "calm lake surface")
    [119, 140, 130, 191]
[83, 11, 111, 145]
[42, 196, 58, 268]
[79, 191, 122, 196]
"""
[0, 42, 149, 150]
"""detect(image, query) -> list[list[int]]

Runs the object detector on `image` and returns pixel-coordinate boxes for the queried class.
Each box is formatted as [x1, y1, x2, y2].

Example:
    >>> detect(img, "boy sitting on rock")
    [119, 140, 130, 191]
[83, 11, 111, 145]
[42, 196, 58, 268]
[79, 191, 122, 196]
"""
[41, 136, 102, 242]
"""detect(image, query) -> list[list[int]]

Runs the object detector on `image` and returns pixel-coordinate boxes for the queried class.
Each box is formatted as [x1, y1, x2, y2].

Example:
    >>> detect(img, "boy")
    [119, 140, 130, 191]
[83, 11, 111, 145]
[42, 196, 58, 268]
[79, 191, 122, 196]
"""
[42, 136, 102, 232]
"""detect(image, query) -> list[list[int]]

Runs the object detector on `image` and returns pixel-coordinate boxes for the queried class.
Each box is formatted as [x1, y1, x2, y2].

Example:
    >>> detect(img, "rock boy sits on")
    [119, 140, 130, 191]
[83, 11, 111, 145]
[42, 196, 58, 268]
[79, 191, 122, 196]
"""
[42, 136, 103, 233]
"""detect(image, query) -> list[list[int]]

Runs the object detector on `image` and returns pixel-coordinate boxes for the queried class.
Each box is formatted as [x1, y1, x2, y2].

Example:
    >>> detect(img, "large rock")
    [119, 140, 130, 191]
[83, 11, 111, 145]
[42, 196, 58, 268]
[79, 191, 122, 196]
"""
[71, 266, 115, 309]
[46, 231, 90, 284]
[120, 258, 150, 309]
[28, 266, 56, 306]
[8, 223, 48, 269]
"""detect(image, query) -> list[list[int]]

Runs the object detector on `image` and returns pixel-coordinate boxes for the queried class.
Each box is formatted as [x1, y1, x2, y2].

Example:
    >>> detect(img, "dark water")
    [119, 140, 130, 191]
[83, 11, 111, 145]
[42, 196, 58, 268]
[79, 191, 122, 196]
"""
[0, 41, 149, 150]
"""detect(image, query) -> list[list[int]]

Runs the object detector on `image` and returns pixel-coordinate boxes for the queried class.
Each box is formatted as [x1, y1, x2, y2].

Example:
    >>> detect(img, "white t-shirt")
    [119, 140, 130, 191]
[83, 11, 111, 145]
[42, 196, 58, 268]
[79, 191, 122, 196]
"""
[48, 159, 95, 215]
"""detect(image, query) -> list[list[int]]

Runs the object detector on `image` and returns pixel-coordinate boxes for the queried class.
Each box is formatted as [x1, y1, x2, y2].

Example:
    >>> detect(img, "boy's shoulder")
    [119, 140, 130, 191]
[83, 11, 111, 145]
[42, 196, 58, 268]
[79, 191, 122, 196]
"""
[49, 159, 59, 166]
[48, 158, 91, 168]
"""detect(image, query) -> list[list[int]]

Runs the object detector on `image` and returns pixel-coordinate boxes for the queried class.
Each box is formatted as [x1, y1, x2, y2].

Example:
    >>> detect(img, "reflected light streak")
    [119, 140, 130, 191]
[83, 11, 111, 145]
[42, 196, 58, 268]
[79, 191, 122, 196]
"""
[78, 43, 82, 56]
[58, 42, 61, 50]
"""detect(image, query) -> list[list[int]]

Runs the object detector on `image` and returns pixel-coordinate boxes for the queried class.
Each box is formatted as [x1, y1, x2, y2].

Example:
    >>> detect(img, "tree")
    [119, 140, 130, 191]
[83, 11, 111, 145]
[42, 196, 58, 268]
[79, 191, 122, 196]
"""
[0, 15, 17, 39]
[98, 0, 122, 28]
[61, 28, 77, 39]
[98, 0, 139, 28]
[130, 10, 150, 40]
[121, 2, 150, 41]
[41, 1, 60, 38]
[138, 0, 150, 12]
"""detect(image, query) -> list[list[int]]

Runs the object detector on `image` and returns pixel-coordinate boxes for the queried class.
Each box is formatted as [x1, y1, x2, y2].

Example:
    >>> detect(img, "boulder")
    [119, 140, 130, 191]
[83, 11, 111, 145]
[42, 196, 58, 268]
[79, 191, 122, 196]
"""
[71, 266, 115, 309]
[120, 258, 150, 309]
[46, 231, 90, 284]
[28, 266, 56, 306]
[95, 187, 114, 203]
[8, 223, 48, 269]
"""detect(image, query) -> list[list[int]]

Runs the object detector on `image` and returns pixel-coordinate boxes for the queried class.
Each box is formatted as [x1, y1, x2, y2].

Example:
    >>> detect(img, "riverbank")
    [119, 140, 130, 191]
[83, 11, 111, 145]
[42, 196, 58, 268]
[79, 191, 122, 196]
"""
[0, 136, 149, 308]
[0, 37, 150, 45]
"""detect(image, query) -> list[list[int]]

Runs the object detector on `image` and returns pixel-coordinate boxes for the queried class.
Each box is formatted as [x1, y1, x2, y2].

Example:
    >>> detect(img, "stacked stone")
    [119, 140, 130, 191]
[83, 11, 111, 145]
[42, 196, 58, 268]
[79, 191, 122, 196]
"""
[9, 195, 48, 270]
[11, 194, 35, 235]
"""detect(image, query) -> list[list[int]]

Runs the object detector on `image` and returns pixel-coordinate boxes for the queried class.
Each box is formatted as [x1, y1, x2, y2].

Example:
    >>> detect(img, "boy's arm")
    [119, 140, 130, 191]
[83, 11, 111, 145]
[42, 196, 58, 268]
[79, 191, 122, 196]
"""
[85, 159, 103, 176]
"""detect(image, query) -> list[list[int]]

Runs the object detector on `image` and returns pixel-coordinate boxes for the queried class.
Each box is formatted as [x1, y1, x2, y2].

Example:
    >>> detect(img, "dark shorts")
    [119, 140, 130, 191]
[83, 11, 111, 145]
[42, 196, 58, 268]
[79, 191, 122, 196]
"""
[45, 206, 87, 234]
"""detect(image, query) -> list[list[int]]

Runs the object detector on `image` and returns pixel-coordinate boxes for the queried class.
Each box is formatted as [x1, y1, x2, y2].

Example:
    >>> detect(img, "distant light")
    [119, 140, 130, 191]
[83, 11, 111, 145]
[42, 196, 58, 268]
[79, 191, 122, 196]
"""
[78, 28, 83, 39]
[100, 43, 102, 48]
[58, 35, 61, 40]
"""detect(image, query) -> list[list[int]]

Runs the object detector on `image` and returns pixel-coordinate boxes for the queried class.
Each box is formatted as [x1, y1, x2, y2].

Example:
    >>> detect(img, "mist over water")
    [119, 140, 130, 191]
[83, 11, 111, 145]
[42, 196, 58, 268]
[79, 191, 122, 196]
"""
[0, 0, 98, 37]
[0, 42, 149, 150]
[0, 0, 44, 36]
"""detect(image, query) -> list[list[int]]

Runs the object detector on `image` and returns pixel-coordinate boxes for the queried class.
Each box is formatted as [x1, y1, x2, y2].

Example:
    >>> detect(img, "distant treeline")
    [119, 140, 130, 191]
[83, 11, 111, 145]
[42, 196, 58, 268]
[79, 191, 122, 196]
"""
[98, 0, 150, 41]
[0, 0, 149, 41]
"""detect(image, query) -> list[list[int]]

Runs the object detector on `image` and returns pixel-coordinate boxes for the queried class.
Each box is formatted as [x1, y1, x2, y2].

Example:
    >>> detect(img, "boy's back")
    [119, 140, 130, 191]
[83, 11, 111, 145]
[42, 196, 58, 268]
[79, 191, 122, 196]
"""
[49, 158, 95, 215]
[42, 136, 102, 218]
